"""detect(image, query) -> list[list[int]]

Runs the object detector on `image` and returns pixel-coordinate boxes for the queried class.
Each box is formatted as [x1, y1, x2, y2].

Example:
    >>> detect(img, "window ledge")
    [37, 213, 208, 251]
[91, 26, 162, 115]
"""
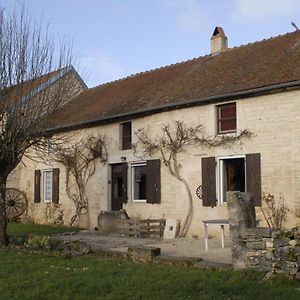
[132, 200, 147, 203]
[217, 130, 237, 135]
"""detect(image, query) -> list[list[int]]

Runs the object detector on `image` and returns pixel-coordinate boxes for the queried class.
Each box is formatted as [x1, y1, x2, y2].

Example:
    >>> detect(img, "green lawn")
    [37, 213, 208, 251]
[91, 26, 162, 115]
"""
[7, 222, 80, 236]
[2, 223, 300, 299]
[0, 250, 300, 300]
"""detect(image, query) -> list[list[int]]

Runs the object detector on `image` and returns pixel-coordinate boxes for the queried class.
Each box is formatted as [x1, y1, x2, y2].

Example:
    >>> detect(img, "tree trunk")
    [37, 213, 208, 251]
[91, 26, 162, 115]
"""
[171, 158, 193, 237]
[180, 177, 193, 237]
[0, 176, 9, 247]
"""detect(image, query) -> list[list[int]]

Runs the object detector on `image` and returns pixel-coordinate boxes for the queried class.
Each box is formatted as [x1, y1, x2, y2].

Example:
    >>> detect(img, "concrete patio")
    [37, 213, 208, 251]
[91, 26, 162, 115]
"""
[56, 230, 233, 267]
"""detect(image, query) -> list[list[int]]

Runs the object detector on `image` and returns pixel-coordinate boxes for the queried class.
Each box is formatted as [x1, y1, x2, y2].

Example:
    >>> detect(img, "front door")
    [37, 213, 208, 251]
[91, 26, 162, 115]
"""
[111, 163, 127, 211]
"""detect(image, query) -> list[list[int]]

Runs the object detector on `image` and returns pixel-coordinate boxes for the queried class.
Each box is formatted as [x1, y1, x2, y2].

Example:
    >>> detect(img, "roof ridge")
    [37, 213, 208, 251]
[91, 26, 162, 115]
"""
[226, 30, 297, 52]
[88, 30, 298, 91]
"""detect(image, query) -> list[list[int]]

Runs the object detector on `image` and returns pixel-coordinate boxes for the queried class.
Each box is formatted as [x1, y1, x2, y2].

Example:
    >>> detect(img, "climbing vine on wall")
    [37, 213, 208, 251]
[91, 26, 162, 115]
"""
[135, 120, 252, 237]
[52, 135, 107, 226]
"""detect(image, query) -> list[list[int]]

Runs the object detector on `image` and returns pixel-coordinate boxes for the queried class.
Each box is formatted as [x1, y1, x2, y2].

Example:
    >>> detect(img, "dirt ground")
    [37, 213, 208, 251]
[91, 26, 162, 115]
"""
[57, 231, 232, 266]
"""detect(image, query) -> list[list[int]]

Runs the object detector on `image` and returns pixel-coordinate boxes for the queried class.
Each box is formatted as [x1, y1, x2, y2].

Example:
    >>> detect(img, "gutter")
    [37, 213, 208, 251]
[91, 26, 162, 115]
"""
[46, 79, 300, 134]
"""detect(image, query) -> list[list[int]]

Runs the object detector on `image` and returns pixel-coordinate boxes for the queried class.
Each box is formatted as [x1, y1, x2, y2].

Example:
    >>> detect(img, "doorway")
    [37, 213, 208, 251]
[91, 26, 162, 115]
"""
[219, 157, 245, 203]
[111, 163, 127, 211]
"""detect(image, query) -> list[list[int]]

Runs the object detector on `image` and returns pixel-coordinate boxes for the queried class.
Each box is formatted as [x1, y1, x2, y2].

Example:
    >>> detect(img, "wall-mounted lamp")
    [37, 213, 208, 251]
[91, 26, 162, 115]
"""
[121, 156, 126, 162]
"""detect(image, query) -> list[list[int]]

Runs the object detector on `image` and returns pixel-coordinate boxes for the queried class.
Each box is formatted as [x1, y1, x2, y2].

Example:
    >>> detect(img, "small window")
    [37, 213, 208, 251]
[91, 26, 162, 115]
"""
[43, 170, 53, 202]
[47, 139, 53, 155]
[131, 163, 147, 202]
[121, 122, 132, 150]
[217, 103, 236, 134]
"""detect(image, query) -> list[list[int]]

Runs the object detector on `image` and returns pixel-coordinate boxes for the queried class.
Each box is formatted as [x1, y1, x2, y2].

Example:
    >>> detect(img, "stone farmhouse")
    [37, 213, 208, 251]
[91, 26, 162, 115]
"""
[8, 27, 300, 237]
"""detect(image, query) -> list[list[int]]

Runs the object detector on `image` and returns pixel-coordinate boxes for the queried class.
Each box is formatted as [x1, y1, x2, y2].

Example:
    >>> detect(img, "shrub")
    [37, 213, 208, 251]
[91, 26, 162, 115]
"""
[261, 193, 289, 228]
[26, 236, 50, 251]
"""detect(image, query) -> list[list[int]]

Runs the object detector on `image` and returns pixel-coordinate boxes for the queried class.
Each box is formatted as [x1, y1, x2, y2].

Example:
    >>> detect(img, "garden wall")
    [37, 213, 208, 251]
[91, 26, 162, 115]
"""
[227, 191, 300, 279]
[243, 227, 300, 278]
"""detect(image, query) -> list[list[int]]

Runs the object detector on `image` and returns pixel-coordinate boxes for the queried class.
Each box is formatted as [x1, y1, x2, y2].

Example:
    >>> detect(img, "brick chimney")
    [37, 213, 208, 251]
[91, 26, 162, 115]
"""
[211, 27, 228, 54]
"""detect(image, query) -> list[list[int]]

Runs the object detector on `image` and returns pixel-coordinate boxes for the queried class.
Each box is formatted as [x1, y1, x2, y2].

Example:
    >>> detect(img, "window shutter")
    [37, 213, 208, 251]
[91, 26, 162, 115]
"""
[121, 122, 132, 150]
[121, 163, 128, 203]
[246, 153, 261, 207]
[201, 157, 217, 207]
[34, 170, 41, 203]
[146, 159, 161, 204]
[52, 168, 60, 204]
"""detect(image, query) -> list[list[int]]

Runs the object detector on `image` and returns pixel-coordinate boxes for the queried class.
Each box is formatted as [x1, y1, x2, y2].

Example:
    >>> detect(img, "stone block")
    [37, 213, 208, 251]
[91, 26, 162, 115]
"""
[263, 237, 274, 243]
[245, 250, 262, 258]
[274, 268, 287, 274]
[246, 265, 271, 272]
[265, 251, 275, 260]
[127, 246, 161, 262]
[246, 241, 266, 250]
[230, 225, 243, 240]
[292, 227, 300, 239]
[274, 246, 290, 257]
[279, 229, 294, 239]
[271, 230, 282, 238]
[227, 192, 256, 229]
[97, 210, 129, 235]
[244, 237, 263, 243]
[274, 237, 290, 247]
[289, 268, 298, 275]
[290, 239, 300, 247]
[286, 261, 298, 268]
[287, 248, 300, 261]
[245, 228, 272, 238]
[163, 219, 179, 239]
[247, 256, 272, 270]
[266, 241, 274, 248]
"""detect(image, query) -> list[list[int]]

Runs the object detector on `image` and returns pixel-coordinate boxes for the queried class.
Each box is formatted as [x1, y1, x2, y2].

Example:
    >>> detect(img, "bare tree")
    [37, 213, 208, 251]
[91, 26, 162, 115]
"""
[51, 136, 107, 226]
[0, 3, 78, 246]
[135, 120, 252, 237]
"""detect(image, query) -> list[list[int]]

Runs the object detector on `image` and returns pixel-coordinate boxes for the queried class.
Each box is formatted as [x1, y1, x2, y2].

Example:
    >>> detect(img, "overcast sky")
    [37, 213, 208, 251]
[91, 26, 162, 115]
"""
[2, 0, 300, 87]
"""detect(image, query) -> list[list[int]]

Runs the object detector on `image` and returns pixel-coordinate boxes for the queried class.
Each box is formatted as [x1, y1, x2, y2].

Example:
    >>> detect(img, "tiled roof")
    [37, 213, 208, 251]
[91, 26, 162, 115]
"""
[1, 70, 58, 96]
[49, 30, 300, 131]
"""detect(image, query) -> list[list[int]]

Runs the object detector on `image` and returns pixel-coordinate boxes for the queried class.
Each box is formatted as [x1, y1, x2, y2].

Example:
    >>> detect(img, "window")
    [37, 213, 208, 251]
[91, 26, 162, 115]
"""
[131, 163, 147, 202]
[130, 160, 161, 204]
[121, 122, 132, 150]
[217, 102, 236, 134]
[201, 154, 261, 207]
[43, 170, 53, 202]
[34, 168, 59, 204]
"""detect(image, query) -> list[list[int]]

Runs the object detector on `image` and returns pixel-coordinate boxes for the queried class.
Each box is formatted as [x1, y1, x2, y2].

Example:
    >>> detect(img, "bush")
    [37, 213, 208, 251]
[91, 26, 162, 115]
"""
[26, 236, 50, 252]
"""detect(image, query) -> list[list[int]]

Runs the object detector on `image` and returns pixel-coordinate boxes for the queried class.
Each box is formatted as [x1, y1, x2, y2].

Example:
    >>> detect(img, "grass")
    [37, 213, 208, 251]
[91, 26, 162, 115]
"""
[0, 250, 300, 300]
[2, 223, 300, 299]
[7, 222, 81, 236]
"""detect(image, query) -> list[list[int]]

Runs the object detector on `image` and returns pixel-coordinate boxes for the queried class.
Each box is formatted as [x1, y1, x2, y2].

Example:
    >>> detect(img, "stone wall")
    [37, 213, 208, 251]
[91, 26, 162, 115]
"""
[243, 227, 300, 278]
[227, 191, 300, 279]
